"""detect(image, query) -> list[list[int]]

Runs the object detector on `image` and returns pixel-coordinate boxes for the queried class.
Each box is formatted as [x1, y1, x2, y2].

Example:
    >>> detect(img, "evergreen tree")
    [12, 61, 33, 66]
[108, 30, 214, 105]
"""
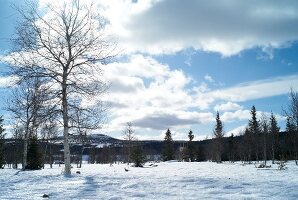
[162, 129, 174, 161]
[227, 134, 235, 162]
[213, 112, 224, 138]
[269, 112, 280, 164]
[248, 106, 261, 135]
[187, 130, 195, 162]
[0, 116, 5, 169]
[248, 106, 261, 161]
[213, 112, 224, 162]
[130, 145, 146, 167]
[25, 136, 43, 170]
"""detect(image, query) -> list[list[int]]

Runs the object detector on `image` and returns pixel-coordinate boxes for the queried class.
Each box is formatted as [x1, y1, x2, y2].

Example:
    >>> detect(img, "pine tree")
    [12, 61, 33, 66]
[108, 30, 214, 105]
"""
[248, 106, 261, 161]
[248, 106, 261, 135]
[213, 112, 224, 162]
[0, 116, 5, 169]
[227, 134, 235, 162]
[162, 129, 174, 161]
[187, 130, 194, 162]
[214, 112, 224, 138]
[25, 136, 43, 170]
[269, 112, 280, 164]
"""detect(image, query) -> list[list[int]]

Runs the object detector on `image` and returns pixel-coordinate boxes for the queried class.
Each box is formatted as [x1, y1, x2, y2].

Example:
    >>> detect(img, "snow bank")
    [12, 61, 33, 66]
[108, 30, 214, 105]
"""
[0, 161, 297, 199]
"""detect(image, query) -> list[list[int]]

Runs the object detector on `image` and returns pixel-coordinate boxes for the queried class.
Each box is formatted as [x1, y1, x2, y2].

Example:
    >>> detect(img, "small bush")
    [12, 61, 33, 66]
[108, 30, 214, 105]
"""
[130, 145, 146, 167]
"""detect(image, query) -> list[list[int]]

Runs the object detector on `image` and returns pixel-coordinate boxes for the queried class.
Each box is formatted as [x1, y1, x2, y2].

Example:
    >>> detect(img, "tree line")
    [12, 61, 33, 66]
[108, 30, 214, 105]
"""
[160, 90, 298, 166]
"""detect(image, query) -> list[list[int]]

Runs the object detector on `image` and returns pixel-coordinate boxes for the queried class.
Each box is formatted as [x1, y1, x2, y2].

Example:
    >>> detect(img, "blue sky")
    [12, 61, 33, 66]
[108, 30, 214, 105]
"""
[0, 0, 298, 140]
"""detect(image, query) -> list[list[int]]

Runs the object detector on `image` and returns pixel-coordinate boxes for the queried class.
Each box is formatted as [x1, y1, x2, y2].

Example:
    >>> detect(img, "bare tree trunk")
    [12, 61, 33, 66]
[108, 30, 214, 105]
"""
[79, 134, 85, 168]
[79, 146, 84, 168]
[272, 144, 275, 164]
[263, 138, 267, 166]
[22, 137, 28, 170]
[43, 140, 48, 169]
[22, 124, 30, 170]
[49, 144, 53, 169]
[62, 83, 71, 175]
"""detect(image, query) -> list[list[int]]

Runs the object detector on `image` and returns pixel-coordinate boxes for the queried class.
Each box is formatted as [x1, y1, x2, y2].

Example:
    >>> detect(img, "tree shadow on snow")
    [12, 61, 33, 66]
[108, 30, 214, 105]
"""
[73, 176, 98, 198]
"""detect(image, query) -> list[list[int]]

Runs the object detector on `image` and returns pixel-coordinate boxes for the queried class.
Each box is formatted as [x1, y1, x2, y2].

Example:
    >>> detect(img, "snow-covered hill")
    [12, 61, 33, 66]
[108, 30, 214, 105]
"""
[54, 133, 121, 147]
[1, 161, 297, 199]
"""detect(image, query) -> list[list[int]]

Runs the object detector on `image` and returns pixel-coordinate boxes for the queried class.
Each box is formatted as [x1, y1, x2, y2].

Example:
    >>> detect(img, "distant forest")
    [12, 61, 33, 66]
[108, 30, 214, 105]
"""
[1, 89, 298, 168]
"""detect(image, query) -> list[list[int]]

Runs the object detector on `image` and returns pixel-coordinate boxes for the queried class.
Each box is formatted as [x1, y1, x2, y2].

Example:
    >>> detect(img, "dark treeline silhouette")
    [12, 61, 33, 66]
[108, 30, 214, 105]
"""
[1, 128, 297, 167]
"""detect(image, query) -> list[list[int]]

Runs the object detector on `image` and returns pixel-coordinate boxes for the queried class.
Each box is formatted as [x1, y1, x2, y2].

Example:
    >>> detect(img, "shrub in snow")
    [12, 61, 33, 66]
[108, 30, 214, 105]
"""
[130, 145, 146, 167]
[277, 161, 287, 170]
[25, 136, 43, 170]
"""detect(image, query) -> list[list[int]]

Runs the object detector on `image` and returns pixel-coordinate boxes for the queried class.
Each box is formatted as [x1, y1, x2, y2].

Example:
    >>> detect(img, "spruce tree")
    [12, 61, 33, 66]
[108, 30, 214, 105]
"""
[247, 106, 261, 161]
[248, 106, 261, 135]
[0, 116, 5, 169]
[162, 129, 174, 161]
[25, 136, 43, 170]
[188, 130, 194, 162]
[269, 112, 280, 164]
[214, 112, 224, 138]
[213, 112, 224, 162]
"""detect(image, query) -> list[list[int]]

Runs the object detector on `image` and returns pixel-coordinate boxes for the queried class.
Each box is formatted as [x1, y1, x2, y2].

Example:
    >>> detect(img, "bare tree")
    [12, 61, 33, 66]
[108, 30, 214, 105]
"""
[284, 89, 298, 165]
[260, 114, 269, 166]
[123, 122, 136, 165]
[11, 123, 24, 169]
[4, 0, 114, 175]
[7, 77, 49, 170]
[285, 89, 298, 128]
[68, 99, 105, 168]
[40, 116, 58, 168]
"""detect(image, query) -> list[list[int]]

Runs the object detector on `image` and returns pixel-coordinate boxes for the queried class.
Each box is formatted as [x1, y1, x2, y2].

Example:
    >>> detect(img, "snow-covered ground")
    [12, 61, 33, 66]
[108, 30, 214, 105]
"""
[0, 161, 297, 199]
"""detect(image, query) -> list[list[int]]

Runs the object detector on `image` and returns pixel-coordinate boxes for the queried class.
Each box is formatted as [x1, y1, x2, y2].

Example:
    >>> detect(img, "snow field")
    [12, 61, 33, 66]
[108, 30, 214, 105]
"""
[0, 161, 297, 199]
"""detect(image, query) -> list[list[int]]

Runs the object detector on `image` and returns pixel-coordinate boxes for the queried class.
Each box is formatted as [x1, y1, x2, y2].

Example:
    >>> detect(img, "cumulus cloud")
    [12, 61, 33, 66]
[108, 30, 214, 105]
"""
[98, 53, 293, 135]
[96, 0, 298, 56]
[214, 102, 242, 112]
[221, 109, 251, 122]
[39, 0, 298, 56]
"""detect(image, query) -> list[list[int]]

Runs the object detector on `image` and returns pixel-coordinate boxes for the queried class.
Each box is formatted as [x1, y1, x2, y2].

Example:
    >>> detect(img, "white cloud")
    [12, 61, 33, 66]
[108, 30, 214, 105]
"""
[214, 102, 242, 112]
[96, 0, 298, 56]
[99, 54, 292, 135]
[221, 109, 251, 122]
[226, 125, 247, 137]
[39, 0, 298, 56]
[204, 74, 214, 83]
[98, 55, 207, 132]
[208, 75, 298, 102]
[221, 109, 285, 123]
